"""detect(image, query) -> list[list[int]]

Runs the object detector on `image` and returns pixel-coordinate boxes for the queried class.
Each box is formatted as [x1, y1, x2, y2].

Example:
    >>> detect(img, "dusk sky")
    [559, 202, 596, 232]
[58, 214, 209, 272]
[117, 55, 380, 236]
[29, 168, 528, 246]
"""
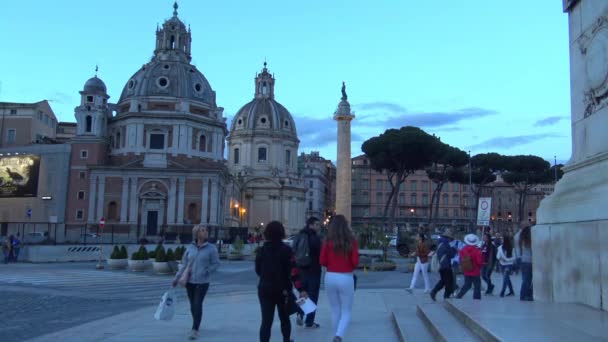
[0, 0, 571, 164]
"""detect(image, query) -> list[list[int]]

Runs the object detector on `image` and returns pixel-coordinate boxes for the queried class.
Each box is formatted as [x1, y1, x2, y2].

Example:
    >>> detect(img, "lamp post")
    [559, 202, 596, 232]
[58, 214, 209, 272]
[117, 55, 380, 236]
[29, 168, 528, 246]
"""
[239, 208, 246, 227]
[468, 150, 474, 233]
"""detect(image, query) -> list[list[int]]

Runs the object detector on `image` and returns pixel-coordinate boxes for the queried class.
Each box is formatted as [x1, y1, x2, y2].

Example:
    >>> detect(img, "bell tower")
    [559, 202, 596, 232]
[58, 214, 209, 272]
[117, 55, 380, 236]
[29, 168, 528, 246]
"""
[75, 70, 110, 138]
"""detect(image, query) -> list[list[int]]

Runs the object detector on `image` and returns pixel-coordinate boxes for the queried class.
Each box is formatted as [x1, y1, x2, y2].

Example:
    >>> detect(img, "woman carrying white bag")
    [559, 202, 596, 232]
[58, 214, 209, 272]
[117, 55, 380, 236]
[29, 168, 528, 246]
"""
[172, 225, 220, 340]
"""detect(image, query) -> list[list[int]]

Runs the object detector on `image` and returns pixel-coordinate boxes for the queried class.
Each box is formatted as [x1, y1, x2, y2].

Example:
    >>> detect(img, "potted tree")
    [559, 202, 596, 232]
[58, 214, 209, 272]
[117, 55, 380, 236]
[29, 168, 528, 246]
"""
[166, 248, 178, 273]
[107, 245, 128, 270]
[228, 236, 245, 261]
[152, 245, 172, 274]
[128, 246, 150, 272]
[174, 246, 187, 272]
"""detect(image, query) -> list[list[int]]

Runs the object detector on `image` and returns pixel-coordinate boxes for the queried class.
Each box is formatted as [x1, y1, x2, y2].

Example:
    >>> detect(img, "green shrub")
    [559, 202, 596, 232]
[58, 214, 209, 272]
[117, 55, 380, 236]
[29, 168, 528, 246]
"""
[148, 250, 156, 259]
[120, 246, 128, 259]
[174, 246, 186, 261]
[110, 246, 121, 259]
[155, 245, 166, 262]
[131, 246, 148, 260]
[165, 248, 175, 262]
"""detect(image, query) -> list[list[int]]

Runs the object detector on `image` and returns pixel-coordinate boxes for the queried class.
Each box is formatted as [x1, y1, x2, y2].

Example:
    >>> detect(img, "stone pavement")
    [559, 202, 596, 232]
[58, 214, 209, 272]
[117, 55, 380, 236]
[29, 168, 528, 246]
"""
[26, 289, 404, 342]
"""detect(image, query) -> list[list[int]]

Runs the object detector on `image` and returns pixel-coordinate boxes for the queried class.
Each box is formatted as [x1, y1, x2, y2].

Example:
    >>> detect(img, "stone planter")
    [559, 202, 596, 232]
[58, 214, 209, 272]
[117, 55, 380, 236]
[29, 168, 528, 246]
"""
[128, 259, 150, 272]
[227, 253, 244, 261]
[153, 261, 173, 274]
[370, 262, 397, 272]
[168, 261, 179, 273]
[107, 258, 128, 270]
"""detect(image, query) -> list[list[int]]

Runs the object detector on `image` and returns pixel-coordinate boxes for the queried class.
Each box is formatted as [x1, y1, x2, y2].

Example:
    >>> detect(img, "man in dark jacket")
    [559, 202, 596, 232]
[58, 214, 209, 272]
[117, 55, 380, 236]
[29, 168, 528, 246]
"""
[429, 229, 457, 301]
[295, 217, 322, 328]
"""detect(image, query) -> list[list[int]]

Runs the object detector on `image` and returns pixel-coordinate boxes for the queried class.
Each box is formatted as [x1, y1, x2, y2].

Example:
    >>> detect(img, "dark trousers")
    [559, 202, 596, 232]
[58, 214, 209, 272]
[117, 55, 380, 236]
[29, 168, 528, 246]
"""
[258, 288, 291, 342]
[520, 262, 533, 301]
[500, 265, 514, 296]
[431, 268, 455, 298]
[297, 272, 321, 325]
[481, 264, 494, 293]
[457, 275, 481, 299]
[186, 283, 210, 331]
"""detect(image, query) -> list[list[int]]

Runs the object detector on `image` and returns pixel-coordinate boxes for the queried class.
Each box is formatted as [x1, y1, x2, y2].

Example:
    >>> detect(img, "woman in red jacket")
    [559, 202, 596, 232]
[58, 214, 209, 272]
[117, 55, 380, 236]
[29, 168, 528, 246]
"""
[320, 215, 359, 342]
[455, 234, 483, 300]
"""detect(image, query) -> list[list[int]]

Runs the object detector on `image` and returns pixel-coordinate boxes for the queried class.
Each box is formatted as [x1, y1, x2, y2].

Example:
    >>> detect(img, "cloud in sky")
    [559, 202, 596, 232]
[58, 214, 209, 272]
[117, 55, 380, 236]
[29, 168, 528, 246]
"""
[469, 133, 563, 150]
[533, 116, 568, 127]
[48, 91, 74, 105]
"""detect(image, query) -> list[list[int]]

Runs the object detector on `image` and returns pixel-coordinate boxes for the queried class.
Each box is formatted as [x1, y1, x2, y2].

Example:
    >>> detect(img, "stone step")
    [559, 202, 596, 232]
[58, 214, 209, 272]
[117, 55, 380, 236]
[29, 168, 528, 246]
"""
[443, 300, 501, 342]
[391, 308, 435, 342]
[416, 303, 482, 342]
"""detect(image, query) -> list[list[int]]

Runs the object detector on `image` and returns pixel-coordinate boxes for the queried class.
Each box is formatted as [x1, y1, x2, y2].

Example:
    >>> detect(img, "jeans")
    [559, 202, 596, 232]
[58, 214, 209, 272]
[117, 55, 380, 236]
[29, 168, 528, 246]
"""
[297, 272, 321, 325]
[500, 265, 514, 296]
[186, 283, 209, 331]
[13, 247, 20, 262]
[457, 275, 481, 300]
[258, 288, 291, 342]
[481, 264, 494, 293]
[325, 272, 355, 338]
[431, 268, 455, 299]
[409, 260, 430, 291]
[520, 262, 533, 301]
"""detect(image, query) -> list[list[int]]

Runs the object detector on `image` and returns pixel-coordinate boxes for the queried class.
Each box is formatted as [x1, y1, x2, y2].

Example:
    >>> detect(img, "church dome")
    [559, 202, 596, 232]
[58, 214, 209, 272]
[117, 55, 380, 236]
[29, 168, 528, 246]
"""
[229, 63, 297, 139]
[83, 76, 107, 94]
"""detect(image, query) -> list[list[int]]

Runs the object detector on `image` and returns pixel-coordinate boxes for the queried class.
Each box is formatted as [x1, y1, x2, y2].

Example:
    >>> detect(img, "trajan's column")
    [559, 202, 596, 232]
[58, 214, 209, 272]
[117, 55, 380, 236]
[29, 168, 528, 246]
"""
[535, 0, 608, 311]
[334, 82, 355, 224]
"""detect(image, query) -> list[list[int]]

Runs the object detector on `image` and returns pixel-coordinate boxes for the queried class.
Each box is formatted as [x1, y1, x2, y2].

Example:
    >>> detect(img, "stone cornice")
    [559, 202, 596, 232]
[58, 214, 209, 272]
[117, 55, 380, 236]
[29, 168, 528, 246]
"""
[563, 0, 580, 12]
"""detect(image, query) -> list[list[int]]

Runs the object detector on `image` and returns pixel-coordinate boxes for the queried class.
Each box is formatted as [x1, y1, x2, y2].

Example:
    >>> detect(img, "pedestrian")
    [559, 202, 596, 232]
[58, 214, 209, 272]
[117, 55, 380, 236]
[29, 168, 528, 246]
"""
[255, 221, 308, 342]
[481, 233, 497, 295]
[320, 215, 359, 342]
[515, 225, 533, 301]
[456, 234, 484, 300]
[497, 234, 516, 297]
[294, 217, 323, 328]
[172, 224, 220, 340]
[406, 233, 431, 293]
[429, 229, 457, 301]
[12, 234, 21, 262]
[449, 237, 464, 293]
[2, 237, 10, 264]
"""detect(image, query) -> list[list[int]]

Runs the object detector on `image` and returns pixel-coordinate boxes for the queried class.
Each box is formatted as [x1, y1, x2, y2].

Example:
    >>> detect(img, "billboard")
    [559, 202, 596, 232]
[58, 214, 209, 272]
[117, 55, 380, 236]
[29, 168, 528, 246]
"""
[0, 155, 40, 197]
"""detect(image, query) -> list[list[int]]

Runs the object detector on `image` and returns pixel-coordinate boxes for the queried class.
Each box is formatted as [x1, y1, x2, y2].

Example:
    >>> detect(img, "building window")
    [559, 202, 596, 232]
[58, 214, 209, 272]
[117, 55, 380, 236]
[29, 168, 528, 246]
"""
[258, 147, 267, 162]
[6, 129, 16, 143]
[115, 132, 121, 148]
[149, 134, 165, 149]
[453, 183, 460, 192]
[86, 95, 94, 103]
[37, 111, 43, 120]
[454, 209, 459, 217]
[76, 210, 84, 220]
[199, 134, 206, 151]
[422, 180, 429, 191]
[107, 202, 118, 221]
[285, 150, 291, 166]
[411, 194, 417, 205]
[410, 180, 417, 191]
[85, 115, 92, 132]
[79, 171, 86, 180]
[308, 201, 313, 211]
[442, 194, 449, 205]
[398, 193, 405, 205]
[444, 208, 449, 217]
[309, 180, 313, 188]
[233, 148, 239, 164]
[362, 192, 369, 202]
[80, 150, 88, 159]
[187, 203, 198, 224]
[453, 195, 459, 205]
[9, 109, 17, 115]
[376, 192, 383, 203]
[422, 194, 429, 205]
[44, 115, 49, 125]
[77, 191, 85, 200]
[376, 179, 383, 190]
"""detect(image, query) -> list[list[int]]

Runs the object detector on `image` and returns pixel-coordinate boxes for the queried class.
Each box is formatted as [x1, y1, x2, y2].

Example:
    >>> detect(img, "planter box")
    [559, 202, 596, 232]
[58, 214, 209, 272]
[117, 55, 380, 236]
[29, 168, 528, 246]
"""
[227, 253, 244, 261]
[107, 258, 128, 270]
[128, 259, 150, 272]
[153, 261, 173, 274]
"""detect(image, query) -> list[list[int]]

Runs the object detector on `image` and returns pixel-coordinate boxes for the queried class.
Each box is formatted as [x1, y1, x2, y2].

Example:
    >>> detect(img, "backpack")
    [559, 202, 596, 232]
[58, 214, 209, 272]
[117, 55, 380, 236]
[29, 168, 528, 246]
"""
[461, 252, 474, 273]
[293, 232, 311, 267]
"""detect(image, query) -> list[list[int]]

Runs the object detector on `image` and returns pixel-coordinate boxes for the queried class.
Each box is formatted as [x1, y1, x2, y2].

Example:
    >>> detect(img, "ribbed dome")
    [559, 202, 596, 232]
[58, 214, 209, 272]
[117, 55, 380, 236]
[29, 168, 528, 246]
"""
[230, 98, 297, 137]
[118, 61, 216, 108]
[83, 76, 107, 94]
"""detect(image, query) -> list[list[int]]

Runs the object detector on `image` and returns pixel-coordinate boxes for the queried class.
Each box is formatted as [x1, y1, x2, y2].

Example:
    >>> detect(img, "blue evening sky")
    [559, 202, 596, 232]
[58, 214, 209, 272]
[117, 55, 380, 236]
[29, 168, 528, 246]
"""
[0, 0, 571, 164]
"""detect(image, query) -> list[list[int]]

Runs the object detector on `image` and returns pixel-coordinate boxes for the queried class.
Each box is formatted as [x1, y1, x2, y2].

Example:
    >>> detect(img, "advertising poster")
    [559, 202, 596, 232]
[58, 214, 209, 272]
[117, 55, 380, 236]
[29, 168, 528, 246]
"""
[0, 155, 41, 197]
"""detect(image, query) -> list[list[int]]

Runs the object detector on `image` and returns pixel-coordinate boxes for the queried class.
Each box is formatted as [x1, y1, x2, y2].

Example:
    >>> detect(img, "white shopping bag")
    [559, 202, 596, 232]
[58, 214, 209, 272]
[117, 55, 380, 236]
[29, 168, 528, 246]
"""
[292, 289, 317, 315]
[154, 290, 175, 321]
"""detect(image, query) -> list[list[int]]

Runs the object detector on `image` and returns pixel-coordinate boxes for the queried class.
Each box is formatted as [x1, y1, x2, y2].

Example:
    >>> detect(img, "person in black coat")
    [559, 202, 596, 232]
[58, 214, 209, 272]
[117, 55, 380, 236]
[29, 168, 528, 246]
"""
[256, 221, 308, 342]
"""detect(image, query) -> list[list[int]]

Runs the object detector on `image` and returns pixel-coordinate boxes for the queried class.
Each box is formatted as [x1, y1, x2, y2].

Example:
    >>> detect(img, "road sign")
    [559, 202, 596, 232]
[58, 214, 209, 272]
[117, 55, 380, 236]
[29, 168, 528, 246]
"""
[26, 208, 32, 219]
[476, 197, 492, 226]
[99, 217, 106, 228]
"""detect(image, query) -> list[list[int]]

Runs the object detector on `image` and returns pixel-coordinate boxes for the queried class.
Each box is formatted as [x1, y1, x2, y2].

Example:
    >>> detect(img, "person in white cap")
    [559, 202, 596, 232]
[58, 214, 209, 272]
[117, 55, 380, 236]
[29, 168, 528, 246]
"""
[455, 234, 484, 300]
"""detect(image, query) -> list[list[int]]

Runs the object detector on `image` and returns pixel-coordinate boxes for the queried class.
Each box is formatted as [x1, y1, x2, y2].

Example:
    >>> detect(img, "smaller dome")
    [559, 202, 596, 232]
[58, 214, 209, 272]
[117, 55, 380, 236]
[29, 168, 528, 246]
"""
[83, 76, 107, 94]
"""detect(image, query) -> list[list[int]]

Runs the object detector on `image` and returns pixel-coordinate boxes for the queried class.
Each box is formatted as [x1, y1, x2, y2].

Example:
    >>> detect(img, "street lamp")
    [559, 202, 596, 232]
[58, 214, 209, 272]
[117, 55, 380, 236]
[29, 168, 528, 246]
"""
[239, 208, 246, 227]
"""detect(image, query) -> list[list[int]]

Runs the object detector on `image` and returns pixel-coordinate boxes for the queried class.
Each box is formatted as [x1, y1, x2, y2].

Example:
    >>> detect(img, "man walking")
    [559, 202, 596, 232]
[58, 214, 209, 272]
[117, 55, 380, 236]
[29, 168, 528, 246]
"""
[294, 217, 322, 328]
[430, 229, 457, 301]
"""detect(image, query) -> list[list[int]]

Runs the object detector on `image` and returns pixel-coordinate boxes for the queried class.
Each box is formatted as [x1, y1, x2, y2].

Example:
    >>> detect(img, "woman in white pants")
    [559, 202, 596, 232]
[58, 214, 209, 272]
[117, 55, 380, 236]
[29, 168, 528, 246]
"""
[320, 215, 360, 342]
[406, 233, 431, 293]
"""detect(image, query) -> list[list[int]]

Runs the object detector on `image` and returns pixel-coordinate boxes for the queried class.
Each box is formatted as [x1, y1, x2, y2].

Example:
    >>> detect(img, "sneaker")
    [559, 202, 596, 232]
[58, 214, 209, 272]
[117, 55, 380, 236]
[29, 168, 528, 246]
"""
[424, 289, 431, 294]
[430, 292, 436, 301]
[333, 337, 343, 342]
[305, 323, 320, 328]
[406, 288, 413, 294]
[188, 330, 198, 340]
[296, 314, 303, 326]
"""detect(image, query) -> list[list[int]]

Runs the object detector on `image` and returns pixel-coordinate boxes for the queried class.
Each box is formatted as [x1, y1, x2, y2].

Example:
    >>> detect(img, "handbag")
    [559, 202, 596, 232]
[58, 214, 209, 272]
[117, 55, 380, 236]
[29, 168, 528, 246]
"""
[283, 289, 299, 315]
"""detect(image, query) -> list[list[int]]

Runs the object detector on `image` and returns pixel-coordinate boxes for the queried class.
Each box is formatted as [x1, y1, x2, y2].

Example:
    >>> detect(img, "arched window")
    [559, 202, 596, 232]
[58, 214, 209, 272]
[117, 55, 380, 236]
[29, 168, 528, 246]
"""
[199, 135, 206, 151]
[187, 203, 198, 224]
[85, 116, 92, 132]
[453, 194, 459, 205]
[410, 194, 417, 205]
[258, 147, 267, 162]
[262, 82, 268, 95]
[107, 202, 118, 221]
[207, 135, 213, 152]
[170, 35, 175, 49]
[233, 148, 240, 164]
[442, 194, 449, 205]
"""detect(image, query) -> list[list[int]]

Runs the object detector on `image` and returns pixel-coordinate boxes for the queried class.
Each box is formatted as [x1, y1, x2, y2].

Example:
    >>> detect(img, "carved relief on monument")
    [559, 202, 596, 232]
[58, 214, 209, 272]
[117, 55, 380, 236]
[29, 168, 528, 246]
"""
[580, 16, 608, 117]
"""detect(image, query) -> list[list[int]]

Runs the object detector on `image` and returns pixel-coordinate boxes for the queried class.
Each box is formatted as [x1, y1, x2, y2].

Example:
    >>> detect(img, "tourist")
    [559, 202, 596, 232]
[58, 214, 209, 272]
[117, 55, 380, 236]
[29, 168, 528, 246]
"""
[456, 234, 483, 300]
[429, 229, 457, 301]
[481, 233, 497, 295]
[2, 236, 11, 264]
[450, 237, 464, 294]
[295, 217, 323, 328]
[515, 226, 533, 301]
[406, 233, 431, 293]
[497, 234, 516, 297]
[320, 215, 359, 342]
[172, 224, 220, 340]
[255, 221, 307, 342]
[11, 234, 21, 262]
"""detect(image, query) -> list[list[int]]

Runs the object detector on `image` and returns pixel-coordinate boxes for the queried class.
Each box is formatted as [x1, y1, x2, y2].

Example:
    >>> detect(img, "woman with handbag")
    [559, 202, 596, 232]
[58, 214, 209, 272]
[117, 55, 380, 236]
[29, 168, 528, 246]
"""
[172, 225, 220, 340]
[406, 233, 431, 293]
[255, 221, 308, 342]
[320, 215, 360, 342]
[496, 234, 516, 297]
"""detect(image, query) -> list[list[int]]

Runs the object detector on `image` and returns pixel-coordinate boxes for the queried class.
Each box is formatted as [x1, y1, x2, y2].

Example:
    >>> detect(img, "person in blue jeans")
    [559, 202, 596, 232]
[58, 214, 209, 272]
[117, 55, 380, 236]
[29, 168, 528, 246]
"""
[496, 235, 516, 297]
[515, 226, 533, 301]
[295, 217, 323, 328]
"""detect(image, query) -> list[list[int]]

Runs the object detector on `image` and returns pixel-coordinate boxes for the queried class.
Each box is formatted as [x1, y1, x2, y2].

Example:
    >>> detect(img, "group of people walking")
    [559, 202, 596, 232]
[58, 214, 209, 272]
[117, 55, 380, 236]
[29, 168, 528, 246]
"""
[407, 226, 534, 302]
[2, 234, 21, 263]
[171, 214, 359, 342]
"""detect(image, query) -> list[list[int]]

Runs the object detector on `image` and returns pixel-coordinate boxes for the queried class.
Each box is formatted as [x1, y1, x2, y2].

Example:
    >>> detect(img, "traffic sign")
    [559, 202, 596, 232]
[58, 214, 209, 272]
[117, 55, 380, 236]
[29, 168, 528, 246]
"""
[476, 197, 492, 226]
[99, 217, 106, 228]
